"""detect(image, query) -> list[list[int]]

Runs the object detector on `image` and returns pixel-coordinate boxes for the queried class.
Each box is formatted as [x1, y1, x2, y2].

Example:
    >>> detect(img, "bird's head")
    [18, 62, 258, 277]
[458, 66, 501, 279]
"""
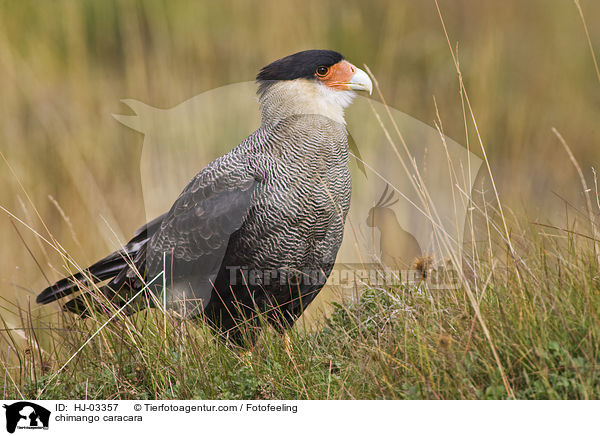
[256, 50, 373, 125]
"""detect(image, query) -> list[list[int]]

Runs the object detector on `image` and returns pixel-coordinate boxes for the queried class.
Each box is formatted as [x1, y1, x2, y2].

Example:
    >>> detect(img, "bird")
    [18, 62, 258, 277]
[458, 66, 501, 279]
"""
[36, 49, 373, 344]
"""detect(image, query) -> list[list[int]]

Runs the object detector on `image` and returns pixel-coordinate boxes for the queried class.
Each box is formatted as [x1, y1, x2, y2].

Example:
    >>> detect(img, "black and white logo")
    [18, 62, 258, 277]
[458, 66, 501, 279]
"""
[3, 402, 50, 434]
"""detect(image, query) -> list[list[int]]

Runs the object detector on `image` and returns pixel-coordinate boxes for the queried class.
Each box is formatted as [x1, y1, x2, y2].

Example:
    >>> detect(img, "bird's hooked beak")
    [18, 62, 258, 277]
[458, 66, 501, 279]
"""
[346, 65, 373, 95]
[318, 60, 373, 95]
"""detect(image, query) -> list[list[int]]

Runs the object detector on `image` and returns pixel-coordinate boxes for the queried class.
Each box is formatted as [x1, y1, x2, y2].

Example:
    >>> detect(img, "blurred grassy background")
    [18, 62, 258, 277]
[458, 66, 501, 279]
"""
[0, 0, 599, 316]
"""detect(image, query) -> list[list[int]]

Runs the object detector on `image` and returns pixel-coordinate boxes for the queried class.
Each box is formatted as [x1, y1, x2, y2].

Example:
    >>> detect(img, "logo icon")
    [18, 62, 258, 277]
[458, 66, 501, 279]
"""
[113, 82, 483, 299]
[3, 402, 50, 434]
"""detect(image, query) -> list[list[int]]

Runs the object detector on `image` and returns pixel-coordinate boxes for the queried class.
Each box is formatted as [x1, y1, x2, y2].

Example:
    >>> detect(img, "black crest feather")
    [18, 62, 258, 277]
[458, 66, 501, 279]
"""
[256, 49, 344, 96]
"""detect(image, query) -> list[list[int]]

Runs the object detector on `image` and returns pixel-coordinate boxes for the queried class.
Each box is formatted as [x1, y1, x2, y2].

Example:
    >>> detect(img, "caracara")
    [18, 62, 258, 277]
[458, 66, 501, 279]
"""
[37, 49, 373, 343]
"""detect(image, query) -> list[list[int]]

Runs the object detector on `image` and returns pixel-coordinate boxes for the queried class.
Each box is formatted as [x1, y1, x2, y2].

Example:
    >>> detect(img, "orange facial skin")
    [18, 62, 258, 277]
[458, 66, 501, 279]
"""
[316, 60, 357, 90]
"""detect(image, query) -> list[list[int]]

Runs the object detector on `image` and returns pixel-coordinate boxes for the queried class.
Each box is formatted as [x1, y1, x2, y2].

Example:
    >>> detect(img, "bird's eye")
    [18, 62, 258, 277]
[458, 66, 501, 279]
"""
[316, 66, 329, 77]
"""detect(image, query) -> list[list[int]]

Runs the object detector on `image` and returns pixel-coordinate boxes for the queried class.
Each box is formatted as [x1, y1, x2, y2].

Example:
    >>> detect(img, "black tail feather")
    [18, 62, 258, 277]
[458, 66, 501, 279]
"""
[36, 213, 165, 306]
[36, 251, 129, 304]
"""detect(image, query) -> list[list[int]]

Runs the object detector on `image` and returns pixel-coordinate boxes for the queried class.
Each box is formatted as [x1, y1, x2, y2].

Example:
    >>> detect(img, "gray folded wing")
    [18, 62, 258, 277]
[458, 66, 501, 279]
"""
[141, 161, 259, 316]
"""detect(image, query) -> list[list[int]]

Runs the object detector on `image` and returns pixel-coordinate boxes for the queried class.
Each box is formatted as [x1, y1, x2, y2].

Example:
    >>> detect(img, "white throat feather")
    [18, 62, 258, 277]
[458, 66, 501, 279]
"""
[258, 79, 356, 126]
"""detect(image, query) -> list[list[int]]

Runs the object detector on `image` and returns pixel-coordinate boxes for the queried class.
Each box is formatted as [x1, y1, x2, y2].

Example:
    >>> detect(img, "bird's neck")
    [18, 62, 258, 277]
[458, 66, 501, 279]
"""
[258, 79, 355, 126]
